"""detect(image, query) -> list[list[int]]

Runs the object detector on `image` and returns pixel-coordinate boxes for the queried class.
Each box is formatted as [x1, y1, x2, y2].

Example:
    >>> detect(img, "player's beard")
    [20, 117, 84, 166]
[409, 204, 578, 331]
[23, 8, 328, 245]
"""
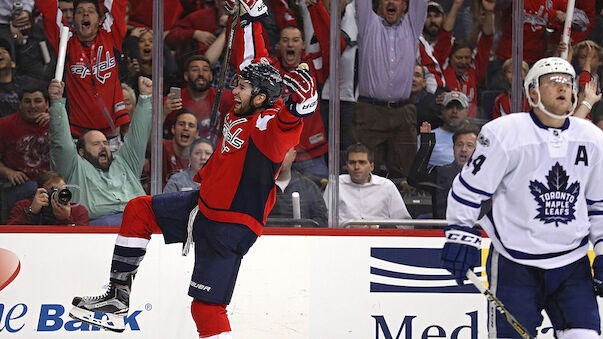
[83, 149, 113, 172]
[234, 97, 260, 117]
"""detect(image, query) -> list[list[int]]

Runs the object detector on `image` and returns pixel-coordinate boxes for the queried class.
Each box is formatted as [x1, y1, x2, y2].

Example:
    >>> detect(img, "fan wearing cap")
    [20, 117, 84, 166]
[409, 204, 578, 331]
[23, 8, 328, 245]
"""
[441, 56, 603, 338]
[417, 0, 466, 93]
[423, 90, 470, 167]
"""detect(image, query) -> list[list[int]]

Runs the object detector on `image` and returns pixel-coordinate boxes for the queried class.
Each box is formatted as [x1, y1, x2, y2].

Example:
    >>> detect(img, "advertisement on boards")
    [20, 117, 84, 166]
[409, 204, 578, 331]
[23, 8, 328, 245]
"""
[0, 231, 598, 338]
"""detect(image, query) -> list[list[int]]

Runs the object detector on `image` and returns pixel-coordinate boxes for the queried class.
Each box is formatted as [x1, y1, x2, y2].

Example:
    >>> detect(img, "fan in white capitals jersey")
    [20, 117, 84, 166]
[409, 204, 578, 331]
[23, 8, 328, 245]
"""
[441, 57, 603, 339]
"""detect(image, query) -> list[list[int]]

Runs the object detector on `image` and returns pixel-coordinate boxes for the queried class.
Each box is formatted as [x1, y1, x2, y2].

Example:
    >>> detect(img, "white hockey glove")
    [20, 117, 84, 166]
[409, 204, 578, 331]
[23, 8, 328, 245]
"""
[224, 0, 268, 27]
[282, 64, 318, 118]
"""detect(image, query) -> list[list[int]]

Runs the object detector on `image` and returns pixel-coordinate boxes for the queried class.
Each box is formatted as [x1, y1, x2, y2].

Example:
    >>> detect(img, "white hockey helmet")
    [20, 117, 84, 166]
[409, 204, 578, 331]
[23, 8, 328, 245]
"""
[524, 57, 577, 120]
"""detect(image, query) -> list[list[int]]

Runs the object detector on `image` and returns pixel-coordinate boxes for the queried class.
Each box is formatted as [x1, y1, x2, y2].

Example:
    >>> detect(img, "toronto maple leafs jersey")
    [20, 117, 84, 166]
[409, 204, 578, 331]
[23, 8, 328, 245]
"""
[447, 111, 603, 269]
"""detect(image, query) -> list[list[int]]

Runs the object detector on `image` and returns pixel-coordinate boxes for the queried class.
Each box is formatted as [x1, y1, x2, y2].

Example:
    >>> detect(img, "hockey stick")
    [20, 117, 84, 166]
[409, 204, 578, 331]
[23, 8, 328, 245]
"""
[560, 0, 575, 60]
[209, 1, 240, 127]
[466, 270, 534, 339]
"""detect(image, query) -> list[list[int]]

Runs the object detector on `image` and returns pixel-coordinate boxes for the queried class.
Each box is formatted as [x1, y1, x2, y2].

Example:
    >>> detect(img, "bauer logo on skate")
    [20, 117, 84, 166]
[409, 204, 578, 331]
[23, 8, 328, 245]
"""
[370, 248, 480, 293]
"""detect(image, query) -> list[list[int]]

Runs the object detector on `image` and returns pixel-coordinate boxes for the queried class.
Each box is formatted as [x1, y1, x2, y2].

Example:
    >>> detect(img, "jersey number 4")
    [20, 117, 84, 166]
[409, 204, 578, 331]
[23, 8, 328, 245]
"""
[468, 154, 486, 174]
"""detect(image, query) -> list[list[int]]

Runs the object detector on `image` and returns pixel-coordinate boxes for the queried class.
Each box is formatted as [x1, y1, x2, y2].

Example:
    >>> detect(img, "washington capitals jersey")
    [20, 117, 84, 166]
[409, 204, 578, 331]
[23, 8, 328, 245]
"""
[447, 112, 603, 269]
[193, 100, 303, 236]
[37, 0, 129, 136]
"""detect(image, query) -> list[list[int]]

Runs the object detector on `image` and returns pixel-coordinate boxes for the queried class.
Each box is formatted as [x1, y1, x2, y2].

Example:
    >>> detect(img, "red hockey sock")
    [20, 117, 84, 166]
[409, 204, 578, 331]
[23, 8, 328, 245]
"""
[191, 300, 231, 338]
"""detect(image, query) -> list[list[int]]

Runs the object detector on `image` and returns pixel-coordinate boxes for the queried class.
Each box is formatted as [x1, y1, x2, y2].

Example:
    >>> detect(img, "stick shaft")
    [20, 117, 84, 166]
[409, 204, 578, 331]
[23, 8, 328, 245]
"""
[466, 270, 534, 339]
[210, 4, 240, 127]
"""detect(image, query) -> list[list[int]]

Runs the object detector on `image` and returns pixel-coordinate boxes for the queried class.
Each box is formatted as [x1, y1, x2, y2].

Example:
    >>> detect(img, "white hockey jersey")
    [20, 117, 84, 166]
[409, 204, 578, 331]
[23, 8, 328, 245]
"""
[447, 112, 603, 269]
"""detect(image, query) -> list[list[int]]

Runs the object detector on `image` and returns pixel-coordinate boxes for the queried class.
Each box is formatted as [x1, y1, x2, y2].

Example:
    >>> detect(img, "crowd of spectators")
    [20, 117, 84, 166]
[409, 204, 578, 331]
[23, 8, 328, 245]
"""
[0, 0, 601, 228]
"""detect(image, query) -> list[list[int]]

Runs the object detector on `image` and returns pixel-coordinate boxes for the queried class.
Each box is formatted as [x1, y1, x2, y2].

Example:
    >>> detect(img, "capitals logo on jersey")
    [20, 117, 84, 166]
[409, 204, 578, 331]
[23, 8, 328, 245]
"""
[70, 46, 116, 84]
[529, 162, 580, 227]
[221, 116, 247, 153]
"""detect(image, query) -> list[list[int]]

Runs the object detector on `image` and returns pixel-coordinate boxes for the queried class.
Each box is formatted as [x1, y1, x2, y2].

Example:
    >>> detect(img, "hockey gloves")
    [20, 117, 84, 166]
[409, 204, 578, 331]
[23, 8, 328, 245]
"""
[224, 0, 268, 27]
[441, 225, 482, 286]
[593, 256, 603, 296]
[283, 65, 318, 118]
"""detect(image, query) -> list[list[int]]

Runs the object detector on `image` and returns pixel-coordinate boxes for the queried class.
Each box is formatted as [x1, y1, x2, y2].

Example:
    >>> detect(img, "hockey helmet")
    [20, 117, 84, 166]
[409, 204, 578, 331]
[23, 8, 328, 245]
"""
[523, 57, 577, 120]
[239, 62, 284, 107]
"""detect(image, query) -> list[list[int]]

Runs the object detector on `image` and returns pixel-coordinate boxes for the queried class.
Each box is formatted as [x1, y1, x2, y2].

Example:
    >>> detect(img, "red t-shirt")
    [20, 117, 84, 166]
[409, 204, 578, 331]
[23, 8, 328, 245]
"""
[0, 113, 50, 180]
[128, 0, 183, 30]
[164, 6, 219, 54]
[162, 139, 190, 187]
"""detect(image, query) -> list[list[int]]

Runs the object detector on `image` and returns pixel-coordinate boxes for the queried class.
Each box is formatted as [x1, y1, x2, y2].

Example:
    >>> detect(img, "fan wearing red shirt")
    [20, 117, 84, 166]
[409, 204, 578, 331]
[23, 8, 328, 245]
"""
[36, 0, 129, 137]
[163, 55, 234, 146]
[492, 58, 531, 119]
[162, 110, 199, 186]
[436, 0, 495, 118]
[0, 86, 51, 220]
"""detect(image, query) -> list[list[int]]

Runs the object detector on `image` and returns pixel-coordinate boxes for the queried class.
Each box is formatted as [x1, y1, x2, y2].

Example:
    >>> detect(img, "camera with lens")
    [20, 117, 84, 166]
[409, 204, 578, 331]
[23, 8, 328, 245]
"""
[40, 187, 72, 222]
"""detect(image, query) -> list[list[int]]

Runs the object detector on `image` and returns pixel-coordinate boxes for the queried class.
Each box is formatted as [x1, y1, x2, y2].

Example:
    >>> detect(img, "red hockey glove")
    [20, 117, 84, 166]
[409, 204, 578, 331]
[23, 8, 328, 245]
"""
[283, 64, 318, 118]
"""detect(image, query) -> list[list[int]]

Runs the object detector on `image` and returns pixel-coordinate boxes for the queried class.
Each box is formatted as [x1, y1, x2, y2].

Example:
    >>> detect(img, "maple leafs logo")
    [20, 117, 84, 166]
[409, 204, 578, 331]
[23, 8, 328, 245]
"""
[529, 162, 580, 227]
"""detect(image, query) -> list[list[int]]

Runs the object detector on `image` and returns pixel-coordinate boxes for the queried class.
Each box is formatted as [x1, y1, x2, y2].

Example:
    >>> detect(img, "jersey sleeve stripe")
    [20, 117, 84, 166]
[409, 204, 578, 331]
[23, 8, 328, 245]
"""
[588, 211, 603, 216]
[587, 199, 603, 205]
[451, 190, 481, 209]
[459, 174, 493, 197]
[486, 212, 589, 260]
[277, 114, 299, 125]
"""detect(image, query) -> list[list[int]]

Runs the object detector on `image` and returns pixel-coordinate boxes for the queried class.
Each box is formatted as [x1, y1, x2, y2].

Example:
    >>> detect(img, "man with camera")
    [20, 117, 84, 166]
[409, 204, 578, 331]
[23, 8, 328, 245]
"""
[6, 170, 88, 225]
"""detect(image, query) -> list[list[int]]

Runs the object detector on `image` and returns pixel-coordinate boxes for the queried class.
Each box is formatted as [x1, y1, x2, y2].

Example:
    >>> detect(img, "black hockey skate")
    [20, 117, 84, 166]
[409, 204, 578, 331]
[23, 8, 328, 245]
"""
[69, 283, 130, 332]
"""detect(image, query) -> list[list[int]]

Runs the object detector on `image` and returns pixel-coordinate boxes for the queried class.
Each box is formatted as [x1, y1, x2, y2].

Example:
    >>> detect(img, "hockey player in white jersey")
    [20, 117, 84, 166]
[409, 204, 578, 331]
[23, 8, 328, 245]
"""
[441, 56, 603, 338]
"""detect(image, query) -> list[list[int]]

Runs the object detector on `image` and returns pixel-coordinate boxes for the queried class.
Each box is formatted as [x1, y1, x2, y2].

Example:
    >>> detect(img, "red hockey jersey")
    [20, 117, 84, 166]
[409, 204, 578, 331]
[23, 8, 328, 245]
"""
[232, 2, 342, 161]
[193, 100, 303, 236]
[37, 0, 130, 136]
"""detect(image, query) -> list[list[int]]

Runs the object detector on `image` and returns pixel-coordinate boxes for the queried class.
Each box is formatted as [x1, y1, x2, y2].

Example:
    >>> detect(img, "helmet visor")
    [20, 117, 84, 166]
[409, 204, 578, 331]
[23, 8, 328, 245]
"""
[540, 74, 573, 88]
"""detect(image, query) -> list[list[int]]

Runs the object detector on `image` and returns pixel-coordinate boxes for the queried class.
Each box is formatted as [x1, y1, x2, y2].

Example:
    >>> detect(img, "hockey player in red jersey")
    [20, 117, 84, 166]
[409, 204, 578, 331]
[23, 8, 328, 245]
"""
[36, 0, 129, 138]
[231, 0, 343, 181]
[67, 1, 318, 336]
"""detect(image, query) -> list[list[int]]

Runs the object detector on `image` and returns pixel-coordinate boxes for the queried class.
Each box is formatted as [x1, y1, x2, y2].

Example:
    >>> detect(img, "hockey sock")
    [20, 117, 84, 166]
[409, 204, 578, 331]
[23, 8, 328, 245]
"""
[191, 300, 231, 338]
[110, 196, 160, 286]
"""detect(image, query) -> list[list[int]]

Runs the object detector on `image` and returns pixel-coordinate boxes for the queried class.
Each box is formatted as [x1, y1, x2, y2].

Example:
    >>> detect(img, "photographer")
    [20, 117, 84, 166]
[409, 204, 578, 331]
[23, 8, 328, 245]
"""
[6, 171, 88, 225]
